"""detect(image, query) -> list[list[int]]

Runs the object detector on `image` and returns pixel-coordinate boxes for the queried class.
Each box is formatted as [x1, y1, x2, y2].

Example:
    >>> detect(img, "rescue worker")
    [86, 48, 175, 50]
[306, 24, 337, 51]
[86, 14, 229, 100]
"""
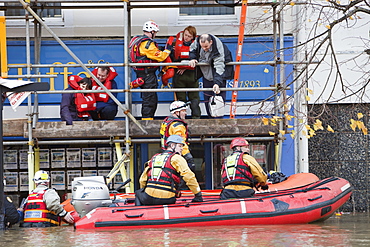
[172, 26, 201, 119]
[188, 33, 234, 118]
[20, 170, 74, 227]
[220, 137, 268, 200]
[135, 135, 203, 206]
[129, 20, 172, 120]
[160, 101, 195, 171]
[90, 66, 119, 120]
[60, 76, 96, 125]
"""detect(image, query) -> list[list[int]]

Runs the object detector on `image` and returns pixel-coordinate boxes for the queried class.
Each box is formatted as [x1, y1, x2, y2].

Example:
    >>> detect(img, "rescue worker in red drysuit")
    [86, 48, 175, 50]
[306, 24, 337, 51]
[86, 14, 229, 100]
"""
[60, 76, 96, 125]
[129, 20, 172, 120]
[135, 135, 203, 206]
[160, 101, 195, 171]
[220, 137, 268, 200]
[20, 170, 74, 227]
[172, 26, 201, 119]
[89, 66, 118, 120]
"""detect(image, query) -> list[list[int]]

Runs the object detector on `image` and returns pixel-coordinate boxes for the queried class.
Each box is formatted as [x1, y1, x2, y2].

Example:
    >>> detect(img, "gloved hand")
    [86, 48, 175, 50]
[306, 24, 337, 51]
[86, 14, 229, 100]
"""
[63, 211, 75, 224]
[165, 44, 173, 52]
[187, 158, 196, 172]
[260, 184, 269, 190]
[184, 153, 195, 171]
[213, 84, 220, 94]
[165, 36, 175, 51]
[192, 192, 203, 202]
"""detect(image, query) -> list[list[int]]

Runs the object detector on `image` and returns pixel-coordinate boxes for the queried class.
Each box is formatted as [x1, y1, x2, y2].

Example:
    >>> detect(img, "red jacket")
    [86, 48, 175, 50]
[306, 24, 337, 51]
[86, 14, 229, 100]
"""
[68, 75, 96, 118]
[174, 31, 195, 70]
[91, 66, 118, 102]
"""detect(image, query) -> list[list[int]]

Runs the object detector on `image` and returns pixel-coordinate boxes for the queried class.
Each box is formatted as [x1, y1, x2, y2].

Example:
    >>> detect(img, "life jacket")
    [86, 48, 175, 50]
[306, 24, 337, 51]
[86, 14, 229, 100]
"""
[23, 188, 60, 226]
[91, 66, 118, 102]
[68, 75, 96, 118]
[160, 116, 189, 150]
[129, 35, 159, 71]
[146, 151, 181, 192]
[221, 152, 254, 187]
[174, 31, 195, 70]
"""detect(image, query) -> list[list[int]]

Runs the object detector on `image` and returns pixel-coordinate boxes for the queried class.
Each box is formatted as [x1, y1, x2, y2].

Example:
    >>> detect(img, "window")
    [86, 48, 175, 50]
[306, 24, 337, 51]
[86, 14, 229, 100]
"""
[4, 3, 61, 17]
[180, 1, 236, 16]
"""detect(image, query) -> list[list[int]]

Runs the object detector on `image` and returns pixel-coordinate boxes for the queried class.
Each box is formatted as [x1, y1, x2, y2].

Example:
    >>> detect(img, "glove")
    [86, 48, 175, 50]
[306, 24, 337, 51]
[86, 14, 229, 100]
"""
[165, 36, 175, 51]
[187, 158, 195, 172]
[63, 211, 75, 224]
[192, 192, 203, 202]
[184, 153, 195, 171]
[261, 184, 269, 190]
[165, 44, 173, 52]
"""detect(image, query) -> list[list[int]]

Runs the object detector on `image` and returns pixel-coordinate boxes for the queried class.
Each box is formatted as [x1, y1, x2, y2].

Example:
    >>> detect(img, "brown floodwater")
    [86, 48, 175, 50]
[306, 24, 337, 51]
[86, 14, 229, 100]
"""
[1, 212, 369, 246]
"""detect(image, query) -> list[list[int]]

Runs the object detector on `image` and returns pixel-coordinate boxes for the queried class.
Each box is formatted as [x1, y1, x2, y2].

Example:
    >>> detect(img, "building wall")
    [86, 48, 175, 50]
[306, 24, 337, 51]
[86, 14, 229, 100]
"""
[308, 103, 369, 212]
[3, 4, 294, 38]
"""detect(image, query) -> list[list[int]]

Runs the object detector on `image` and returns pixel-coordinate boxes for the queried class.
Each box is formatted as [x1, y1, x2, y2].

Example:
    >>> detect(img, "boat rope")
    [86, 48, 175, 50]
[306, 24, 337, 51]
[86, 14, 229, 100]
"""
[111, 177, 344, 212]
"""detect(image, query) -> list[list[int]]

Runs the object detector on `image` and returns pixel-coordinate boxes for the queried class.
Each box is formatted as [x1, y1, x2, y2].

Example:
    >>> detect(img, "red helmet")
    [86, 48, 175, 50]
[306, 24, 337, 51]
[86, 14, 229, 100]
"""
[230, 137, 249, 149]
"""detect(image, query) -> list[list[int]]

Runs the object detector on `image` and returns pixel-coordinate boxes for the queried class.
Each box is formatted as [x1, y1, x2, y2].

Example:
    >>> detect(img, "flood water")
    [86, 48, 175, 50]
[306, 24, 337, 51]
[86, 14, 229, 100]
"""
[1, 212, 370, 246]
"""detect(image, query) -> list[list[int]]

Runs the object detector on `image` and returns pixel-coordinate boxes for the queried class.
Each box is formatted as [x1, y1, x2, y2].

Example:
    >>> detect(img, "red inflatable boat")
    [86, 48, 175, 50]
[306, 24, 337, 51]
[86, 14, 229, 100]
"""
[74, 176, 352, 229]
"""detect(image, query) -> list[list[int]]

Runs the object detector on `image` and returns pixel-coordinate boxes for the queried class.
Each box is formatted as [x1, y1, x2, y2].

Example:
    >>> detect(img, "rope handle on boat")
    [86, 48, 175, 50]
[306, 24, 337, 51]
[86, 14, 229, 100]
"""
[124, 213, 144, 218]
[308, 195, 323, 201]
[200, 209, 219, 214]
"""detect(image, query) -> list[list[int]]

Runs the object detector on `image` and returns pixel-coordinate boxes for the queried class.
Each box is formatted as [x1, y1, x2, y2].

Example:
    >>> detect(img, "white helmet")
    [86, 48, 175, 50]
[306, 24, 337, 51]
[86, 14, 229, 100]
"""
[34, 170, 50, 184]
[143, 20, 159, 32]
[170, 101, 188, 113]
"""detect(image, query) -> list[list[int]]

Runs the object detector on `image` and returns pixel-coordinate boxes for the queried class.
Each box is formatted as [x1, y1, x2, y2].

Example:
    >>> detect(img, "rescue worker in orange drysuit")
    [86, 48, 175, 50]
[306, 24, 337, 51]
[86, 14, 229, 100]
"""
[220, 137, 268, 200]
[135, 135, 203, 206]
[129, 20, 172, 120]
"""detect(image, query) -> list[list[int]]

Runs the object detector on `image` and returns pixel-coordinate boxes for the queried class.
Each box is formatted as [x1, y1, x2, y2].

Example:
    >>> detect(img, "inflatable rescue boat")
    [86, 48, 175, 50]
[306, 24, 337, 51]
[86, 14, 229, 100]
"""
[72, 176, 352, 229]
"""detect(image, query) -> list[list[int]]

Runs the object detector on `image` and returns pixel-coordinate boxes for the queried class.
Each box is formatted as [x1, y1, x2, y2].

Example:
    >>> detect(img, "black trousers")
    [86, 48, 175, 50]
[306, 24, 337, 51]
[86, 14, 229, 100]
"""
[135, 188, 176, 206]
[219, 188, 255, 200]
[135, 70, 158, 118]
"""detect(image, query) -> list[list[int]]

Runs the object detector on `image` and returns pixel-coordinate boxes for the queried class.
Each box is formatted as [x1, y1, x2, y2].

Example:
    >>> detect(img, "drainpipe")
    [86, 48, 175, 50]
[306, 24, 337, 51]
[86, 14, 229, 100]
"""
[293, 3, 309, 173]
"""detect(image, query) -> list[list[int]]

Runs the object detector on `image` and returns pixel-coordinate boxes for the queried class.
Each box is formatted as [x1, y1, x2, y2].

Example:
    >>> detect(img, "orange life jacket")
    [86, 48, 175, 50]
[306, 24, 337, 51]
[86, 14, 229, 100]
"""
[91, 66, 118, 102]
[68, 75, 96, 118]
[174, 31, 195, 70]
[23, 188, 60, 226]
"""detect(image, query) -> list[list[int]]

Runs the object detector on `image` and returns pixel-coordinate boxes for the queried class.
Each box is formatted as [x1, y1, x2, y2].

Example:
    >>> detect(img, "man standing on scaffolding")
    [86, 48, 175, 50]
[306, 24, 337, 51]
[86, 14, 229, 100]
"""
[129, 20, 172, 120]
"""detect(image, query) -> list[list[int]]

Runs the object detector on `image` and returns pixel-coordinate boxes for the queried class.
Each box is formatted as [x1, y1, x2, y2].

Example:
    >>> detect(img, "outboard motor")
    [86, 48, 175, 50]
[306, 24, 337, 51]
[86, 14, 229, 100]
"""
[71, 176, 112, 218]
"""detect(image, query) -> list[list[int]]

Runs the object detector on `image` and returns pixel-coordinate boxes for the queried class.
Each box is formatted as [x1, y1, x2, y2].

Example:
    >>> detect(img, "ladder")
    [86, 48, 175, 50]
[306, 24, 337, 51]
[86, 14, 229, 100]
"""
[230, 0, 248, 118]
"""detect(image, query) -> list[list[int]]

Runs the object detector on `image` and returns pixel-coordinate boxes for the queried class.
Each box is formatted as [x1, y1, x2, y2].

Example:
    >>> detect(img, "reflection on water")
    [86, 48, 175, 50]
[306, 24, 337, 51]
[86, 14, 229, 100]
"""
[1, 213, 370, 247]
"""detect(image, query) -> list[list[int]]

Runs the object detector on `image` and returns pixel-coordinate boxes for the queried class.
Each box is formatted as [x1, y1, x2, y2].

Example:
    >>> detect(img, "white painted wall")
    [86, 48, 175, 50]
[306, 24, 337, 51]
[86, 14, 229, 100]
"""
[3, 4, 294, 38]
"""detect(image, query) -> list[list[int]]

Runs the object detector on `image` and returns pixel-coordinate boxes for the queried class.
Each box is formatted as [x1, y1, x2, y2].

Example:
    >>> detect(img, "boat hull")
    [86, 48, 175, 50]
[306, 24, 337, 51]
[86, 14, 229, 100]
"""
[75, 177, 352, 229]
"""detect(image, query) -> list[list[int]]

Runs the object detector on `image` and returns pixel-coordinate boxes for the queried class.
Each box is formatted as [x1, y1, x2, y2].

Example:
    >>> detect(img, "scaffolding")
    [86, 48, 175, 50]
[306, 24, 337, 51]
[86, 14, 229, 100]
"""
[0, 0, 305, 191]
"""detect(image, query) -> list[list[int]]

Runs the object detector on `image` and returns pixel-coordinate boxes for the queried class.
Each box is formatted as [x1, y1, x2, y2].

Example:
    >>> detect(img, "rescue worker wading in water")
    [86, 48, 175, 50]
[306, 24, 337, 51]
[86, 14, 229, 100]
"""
[20, 170, 74, 227]
[135, 135, 203, 206]
[220, 137, 268, 200]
